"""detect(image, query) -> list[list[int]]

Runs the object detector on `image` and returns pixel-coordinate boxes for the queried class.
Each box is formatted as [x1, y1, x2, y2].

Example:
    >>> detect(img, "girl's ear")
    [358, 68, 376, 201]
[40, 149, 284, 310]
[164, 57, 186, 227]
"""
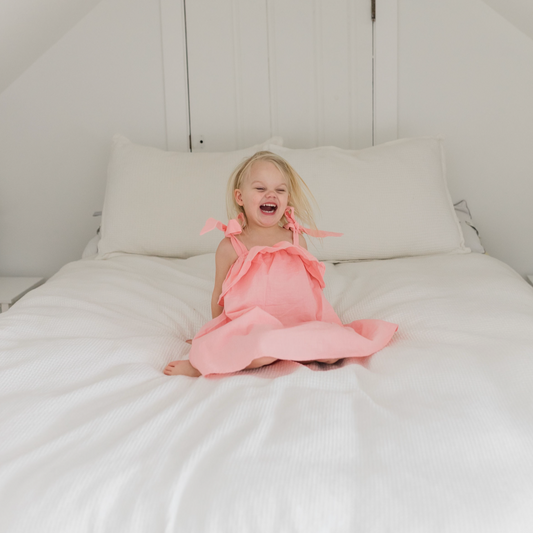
[234, 189, 244, 206]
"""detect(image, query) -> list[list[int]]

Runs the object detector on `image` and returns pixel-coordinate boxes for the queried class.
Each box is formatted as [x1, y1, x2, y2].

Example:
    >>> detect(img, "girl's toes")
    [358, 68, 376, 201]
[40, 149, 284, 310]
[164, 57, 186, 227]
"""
[164, 360, 201, 377]
[164, 361, 178, 374]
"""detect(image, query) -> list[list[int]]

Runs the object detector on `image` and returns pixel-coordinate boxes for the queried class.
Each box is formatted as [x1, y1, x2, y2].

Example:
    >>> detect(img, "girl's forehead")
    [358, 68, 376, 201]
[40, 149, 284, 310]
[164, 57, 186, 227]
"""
[246, 160, 288, 185]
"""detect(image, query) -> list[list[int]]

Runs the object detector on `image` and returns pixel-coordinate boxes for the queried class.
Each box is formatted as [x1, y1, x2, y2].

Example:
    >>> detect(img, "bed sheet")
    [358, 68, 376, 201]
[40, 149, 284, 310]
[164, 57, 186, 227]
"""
[1, 252, 533, 532]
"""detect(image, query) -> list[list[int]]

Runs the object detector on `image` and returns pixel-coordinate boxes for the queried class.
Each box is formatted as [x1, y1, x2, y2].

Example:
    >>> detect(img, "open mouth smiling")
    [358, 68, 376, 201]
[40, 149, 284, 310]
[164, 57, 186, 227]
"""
[260, 203, 278, 215]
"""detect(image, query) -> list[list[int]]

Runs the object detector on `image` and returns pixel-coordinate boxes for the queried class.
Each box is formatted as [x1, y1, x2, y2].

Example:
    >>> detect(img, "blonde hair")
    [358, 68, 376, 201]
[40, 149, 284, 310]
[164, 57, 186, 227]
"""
[226, 151, 318, 231]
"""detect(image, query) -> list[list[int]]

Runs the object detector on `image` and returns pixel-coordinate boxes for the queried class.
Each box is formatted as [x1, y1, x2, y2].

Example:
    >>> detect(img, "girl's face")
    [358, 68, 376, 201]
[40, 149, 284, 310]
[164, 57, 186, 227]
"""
[234, 161, 290, 229]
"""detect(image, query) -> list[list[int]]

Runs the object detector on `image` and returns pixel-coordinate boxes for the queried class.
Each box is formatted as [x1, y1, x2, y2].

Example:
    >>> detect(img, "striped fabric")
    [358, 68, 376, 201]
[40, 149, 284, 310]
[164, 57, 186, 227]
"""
[1, 252, 532, 532]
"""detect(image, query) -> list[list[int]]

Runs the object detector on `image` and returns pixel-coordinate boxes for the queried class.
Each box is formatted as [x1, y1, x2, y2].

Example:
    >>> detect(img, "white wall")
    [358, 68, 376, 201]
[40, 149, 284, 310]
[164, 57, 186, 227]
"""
[0, 0, 185, 278]
[481, 0, 533, 41]
[0, 0, 104, 94]
[398, 0, 533, 279]
[0, 0, 532, 280]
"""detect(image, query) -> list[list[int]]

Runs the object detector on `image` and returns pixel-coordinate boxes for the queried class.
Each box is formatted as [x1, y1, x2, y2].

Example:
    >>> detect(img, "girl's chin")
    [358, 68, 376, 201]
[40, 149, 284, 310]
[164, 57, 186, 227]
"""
[252, 211, 283, 226]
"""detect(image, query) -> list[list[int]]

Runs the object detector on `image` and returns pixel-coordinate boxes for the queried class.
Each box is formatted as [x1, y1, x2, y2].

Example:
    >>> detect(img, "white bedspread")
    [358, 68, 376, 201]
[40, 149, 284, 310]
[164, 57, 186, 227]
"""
[1, 252, 533, 532]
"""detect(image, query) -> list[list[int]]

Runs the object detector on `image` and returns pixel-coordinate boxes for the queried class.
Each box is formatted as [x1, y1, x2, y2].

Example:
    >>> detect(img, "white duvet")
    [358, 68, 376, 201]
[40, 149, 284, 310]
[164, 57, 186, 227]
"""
[1, 251, 533, 532]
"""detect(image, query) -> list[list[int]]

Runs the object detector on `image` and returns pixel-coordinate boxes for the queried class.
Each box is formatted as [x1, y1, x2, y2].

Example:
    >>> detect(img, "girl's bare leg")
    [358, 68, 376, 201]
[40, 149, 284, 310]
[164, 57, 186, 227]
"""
[164, 360, 201, 377]
[245, 357, 277, 369]
[301, 358, 340, 364]
[164, 356, 337, 376]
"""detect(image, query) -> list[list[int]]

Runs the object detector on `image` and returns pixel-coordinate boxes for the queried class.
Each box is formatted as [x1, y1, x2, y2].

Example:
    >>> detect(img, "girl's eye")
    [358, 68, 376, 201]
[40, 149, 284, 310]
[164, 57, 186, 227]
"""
[254, 187, 286, 193]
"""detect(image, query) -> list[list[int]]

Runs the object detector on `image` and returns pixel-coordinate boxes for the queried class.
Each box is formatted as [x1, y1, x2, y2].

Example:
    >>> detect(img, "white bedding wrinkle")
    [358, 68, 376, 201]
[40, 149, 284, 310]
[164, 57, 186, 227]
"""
[1, 252, 533, 532]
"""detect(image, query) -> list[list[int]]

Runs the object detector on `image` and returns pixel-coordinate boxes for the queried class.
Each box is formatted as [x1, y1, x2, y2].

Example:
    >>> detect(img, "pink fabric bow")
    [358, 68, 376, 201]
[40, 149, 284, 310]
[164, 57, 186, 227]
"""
[283, 207, 343, 238]
[200, 213, 244, 237]
[200, 209, 342, 239]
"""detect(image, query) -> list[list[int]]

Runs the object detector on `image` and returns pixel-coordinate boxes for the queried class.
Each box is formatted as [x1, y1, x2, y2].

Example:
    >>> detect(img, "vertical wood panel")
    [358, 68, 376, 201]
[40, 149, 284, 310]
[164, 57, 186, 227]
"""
[232, 0, 271, 147]
[186, 0, 271, 151]
[319, 0, 373, 148]
[314, 0, 324, 146]
[230, 0, 243, 148]
[266, 0, 278, 137]
[183, 0, 379, 151]
[374, 0, 398, 144]
[350, 0, 374, 148]
[267, 0, 373, 149]
[159, 0, 190, 151]
[268, 0, 318, 148]
[186, 0, 238, 151]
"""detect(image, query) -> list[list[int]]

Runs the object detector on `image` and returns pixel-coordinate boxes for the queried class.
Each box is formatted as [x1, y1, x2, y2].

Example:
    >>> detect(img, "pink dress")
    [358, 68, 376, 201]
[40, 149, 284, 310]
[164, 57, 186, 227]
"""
[189, 208, 398, 376]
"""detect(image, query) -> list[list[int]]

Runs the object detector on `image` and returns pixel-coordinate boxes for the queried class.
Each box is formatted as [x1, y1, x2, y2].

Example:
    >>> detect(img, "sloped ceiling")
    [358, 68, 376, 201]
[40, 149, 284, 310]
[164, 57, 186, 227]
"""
[481, 0, 533, 41]
[0, 0, 103, 94]
[1, 0, 532, 97]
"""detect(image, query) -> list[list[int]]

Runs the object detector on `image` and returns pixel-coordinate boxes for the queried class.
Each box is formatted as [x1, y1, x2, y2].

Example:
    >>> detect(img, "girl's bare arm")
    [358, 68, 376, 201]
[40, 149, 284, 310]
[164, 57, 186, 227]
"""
[211, 238, 238, 318]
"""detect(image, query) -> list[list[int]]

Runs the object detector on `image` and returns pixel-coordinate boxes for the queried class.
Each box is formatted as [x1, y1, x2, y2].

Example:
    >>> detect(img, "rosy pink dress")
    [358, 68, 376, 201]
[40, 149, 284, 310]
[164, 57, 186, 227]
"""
[189, 208, 398, 376]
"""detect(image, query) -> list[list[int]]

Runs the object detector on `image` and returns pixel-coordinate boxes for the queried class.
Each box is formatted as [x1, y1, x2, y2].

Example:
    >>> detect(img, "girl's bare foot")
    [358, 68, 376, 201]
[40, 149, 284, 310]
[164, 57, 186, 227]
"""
[164, 360, 201, 377]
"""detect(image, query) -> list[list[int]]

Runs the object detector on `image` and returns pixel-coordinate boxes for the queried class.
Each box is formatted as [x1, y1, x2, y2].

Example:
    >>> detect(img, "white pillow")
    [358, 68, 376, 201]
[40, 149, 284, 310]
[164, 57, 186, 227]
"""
[82, 234, 100, 259]
[97, 135, 283, 259]
[453, 200, 485, 254]
[266, 138, 470, 261]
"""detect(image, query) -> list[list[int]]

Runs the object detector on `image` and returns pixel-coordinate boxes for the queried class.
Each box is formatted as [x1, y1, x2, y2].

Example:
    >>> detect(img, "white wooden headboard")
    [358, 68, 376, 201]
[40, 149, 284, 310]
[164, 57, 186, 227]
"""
[160, 0, 397, 152]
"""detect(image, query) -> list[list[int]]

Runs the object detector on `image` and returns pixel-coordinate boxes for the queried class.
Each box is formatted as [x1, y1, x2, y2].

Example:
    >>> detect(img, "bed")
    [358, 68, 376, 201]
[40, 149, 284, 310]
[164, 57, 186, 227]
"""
[1, 136, 533, 532]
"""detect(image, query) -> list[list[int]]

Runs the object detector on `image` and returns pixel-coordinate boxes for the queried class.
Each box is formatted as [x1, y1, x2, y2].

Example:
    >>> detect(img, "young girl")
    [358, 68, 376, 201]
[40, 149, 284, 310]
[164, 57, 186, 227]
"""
[164, 151, 398, 377]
